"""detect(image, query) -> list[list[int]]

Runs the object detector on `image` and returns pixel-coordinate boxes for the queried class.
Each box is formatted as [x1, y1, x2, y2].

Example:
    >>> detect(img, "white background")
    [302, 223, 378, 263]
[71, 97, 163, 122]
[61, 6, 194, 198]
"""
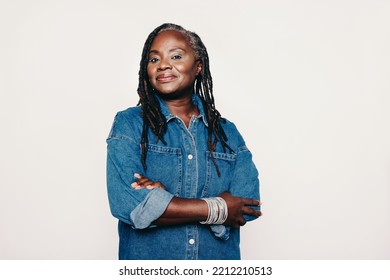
[0, 0, 389, 259]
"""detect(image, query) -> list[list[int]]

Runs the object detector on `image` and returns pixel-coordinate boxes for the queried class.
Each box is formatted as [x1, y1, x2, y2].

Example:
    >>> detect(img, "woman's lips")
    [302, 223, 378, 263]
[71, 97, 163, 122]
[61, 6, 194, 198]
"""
[156, 74, 176, 82]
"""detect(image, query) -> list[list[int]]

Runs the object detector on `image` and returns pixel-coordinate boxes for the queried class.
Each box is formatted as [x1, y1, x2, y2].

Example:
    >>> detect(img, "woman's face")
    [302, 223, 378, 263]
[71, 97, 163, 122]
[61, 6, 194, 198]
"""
[147, 30, 202, 99]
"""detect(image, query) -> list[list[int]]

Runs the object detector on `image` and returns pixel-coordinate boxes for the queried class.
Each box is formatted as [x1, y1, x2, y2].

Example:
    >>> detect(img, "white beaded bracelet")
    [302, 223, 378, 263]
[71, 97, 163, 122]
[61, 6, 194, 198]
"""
[200, 197, 228, 225]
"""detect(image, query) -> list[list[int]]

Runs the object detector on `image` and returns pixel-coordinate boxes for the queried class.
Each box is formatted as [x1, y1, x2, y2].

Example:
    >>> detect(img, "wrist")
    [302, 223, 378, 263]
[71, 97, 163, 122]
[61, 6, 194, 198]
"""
[199, 197, 228, 225]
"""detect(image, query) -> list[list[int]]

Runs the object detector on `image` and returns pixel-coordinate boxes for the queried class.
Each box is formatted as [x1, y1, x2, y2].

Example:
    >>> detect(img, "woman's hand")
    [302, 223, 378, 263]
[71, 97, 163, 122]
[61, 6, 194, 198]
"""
[131, 173, 166, 190]
[218, 192, 262, 228]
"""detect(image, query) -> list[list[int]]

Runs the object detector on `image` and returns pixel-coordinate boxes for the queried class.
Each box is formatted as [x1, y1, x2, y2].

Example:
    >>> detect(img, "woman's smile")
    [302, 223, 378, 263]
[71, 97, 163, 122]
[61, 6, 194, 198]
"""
[156, 73, 177, 83]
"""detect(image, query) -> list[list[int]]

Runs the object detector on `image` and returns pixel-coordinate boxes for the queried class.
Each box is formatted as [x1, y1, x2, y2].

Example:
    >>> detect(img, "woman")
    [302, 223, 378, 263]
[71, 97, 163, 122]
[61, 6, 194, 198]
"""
[107, 23, 261, 260]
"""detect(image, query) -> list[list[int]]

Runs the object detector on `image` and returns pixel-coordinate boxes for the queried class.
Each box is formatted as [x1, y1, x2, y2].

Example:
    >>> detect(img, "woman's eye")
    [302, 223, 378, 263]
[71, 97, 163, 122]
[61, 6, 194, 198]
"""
[149, 57, 159, 63]
[172, 54, 182, 60]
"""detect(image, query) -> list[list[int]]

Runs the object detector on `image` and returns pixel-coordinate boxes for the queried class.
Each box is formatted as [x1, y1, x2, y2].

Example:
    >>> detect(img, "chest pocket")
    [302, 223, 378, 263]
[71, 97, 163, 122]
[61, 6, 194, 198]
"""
[202, 151, 237, 197]
[145, 144, 183, 196]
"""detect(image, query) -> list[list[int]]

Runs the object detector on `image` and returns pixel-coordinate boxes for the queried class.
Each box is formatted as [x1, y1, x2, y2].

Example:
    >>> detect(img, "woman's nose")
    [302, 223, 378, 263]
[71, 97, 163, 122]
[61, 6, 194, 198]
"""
[157, 57, 172, 71]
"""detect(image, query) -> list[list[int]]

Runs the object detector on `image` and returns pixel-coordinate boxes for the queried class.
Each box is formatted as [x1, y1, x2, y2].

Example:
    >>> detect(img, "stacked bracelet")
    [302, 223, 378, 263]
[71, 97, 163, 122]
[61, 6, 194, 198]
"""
[200, 197, 228, 225]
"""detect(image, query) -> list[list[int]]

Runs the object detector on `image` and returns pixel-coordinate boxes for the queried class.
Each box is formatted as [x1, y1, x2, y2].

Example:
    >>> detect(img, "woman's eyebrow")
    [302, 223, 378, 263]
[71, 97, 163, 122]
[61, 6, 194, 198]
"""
[169, 47, 185, 52]
[149, 48, 186, 54]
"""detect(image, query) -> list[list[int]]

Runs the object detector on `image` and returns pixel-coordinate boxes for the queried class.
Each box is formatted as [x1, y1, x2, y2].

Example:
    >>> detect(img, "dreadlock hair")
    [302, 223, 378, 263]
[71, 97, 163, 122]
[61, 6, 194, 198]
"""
[137, 23, 233, 176]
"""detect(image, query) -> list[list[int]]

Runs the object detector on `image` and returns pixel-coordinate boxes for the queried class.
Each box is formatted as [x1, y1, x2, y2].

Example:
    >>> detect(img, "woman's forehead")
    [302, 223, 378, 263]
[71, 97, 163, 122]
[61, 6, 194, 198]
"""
[152, 30, 192, 49]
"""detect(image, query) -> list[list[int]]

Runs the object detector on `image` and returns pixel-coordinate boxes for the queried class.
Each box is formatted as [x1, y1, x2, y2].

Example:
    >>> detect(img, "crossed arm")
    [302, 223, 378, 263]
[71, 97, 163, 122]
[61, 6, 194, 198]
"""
[131, 173, 261, 228]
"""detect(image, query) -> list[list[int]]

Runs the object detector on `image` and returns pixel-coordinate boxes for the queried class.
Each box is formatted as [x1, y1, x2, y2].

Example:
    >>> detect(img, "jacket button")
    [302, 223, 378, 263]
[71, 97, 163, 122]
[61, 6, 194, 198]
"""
[188, 239, 195, 245]
[187, 154, 193, 160]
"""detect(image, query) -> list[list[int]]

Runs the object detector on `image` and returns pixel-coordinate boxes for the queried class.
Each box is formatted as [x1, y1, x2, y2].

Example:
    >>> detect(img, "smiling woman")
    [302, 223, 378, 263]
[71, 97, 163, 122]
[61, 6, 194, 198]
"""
[106, 23, 261, 260]
[147, 30, 202, 99]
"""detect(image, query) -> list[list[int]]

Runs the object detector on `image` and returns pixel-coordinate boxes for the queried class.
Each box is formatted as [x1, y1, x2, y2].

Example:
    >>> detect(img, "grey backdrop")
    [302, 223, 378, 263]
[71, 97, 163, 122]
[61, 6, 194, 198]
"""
[1, 0, 389, 259]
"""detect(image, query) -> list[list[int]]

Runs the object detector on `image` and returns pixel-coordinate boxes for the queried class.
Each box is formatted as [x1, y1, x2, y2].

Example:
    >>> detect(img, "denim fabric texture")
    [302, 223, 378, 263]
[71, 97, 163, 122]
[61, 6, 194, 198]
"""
[106, 94, 260, 260]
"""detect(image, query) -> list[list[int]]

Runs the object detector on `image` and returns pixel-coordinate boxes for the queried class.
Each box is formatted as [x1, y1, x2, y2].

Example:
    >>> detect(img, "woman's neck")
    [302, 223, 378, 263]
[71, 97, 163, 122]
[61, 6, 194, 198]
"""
[164, 94, 199, 127]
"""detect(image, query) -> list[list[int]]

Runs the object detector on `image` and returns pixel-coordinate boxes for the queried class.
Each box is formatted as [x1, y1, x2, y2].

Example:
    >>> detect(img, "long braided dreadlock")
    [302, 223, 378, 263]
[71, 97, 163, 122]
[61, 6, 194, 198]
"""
[137, 23, 233, 176]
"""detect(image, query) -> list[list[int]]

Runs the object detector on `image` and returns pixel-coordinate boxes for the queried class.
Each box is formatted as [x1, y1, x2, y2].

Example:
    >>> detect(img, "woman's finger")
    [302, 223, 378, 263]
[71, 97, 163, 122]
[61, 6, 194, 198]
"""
[137, 178, 153, 186]
[241, 198, 261, 206]
[131, 175, 166, 191]
[151, 181, 166, 190]
[241, 206, 262, 217]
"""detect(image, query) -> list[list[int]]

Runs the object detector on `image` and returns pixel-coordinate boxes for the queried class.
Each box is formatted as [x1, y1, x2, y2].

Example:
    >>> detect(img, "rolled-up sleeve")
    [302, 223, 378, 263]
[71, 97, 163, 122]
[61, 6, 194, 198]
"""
[106, 112, 174, 229]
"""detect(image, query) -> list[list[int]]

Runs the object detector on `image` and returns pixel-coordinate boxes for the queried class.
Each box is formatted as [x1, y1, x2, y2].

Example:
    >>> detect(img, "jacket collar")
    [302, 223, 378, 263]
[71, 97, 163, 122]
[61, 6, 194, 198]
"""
[155, 93, 209, 127]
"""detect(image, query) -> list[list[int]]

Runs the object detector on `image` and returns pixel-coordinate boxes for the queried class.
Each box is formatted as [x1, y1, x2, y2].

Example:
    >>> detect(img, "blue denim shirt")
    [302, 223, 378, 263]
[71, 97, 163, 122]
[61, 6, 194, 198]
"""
[106, 94, 260, 260]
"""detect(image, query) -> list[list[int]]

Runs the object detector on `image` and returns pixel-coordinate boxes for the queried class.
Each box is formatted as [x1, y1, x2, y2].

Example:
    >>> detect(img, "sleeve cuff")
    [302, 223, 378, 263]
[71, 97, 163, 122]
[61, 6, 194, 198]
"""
[210, 225, 230, 240]
[130, 188, 174, 229]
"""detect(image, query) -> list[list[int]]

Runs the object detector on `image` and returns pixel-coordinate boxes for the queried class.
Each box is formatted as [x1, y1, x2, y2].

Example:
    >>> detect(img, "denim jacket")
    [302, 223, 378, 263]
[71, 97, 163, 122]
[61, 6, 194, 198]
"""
[106, 94, 260, 259]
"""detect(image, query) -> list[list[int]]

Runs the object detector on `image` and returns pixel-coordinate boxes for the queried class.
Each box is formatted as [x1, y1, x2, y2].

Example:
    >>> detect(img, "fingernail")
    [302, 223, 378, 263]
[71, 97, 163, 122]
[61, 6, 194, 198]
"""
[131, 182, 138, 188]
[146, 185, 153, 190]
[134, 173, 141, 179]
